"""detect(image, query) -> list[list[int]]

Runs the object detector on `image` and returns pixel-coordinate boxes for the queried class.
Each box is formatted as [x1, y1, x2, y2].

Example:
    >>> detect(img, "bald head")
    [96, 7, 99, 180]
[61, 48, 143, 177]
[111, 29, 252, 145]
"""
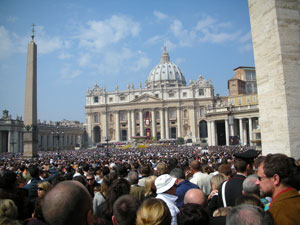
[190, 160, 201, 172]
[184, 189, 207, 207]
[42, 180, 93, 225]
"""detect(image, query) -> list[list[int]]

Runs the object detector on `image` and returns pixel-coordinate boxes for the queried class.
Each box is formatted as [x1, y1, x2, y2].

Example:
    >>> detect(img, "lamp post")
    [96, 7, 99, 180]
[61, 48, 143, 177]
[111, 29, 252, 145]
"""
[51, 127, 64, 152]
[105, 136, 110, 157]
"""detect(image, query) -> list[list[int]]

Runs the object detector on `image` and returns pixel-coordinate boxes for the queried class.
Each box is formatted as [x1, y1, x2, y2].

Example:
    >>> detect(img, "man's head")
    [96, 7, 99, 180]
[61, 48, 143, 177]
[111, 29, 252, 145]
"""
[256, 153, 297, 198]
[127, 171, 139, 185]
[190, 160, 202, 174]
[155, 174, 177, 195]
[184, 189, 207, 207]
[234, 150, 259, 175]
[170, 168, 185, 183]
[177, 203, 209, 225]
[42, 180, 93, 225]
[226, 204, 273, 225]
[243, 174, 260, 196]
[156, 162, 168, 175]
[86, 173, 95, 186]
[28, 165, 39, 178]
[112, 195, 139, 225]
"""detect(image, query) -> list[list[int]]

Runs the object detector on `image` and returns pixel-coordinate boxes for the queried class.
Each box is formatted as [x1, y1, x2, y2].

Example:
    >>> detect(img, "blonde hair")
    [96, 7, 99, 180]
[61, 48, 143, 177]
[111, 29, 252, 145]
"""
[136, 198, 171, 225]
[213, 207, 232, 217]
[156, 162, 167, 175]
[0, 199, 18, 219]
[38, 181, 51, 192]
[144, 175, 157, 197]
[210, 174, 227, 190]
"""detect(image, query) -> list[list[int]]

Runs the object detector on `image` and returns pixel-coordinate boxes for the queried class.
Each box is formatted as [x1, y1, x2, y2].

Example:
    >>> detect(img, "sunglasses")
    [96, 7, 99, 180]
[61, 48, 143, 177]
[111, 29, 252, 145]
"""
[38, 187, 44, 191]
[87, 178, 94, 181]
[257, 176, 268, 181]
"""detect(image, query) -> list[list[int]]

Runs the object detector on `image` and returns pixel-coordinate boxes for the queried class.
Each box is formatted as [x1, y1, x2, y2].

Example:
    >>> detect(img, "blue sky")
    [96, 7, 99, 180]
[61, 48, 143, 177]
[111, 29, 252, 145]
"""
[0, 0, 254, 123]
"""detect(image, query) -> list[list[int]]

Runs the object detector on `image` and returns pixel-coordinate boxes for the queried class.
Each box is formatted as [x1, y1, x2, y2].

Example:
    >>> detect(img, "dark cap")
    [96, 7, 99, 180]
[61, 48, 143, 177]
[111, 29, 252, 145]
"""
[234, 150, 259, 162]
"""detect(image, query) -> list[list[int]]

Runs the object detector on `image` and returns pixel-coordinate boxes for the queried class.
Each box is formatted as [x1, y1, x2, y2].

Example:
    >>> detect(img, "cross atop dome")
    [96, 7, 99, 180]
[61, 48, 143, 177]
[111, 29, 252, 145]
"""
[160, 46, 170, 63]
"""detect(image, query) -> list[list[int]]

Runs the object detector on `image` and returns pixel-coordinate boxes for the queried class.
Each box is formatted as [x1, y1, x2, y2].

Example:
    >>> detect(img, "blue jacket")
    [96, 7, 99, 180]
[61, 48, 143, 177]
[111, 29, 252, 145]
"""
[175, 180, 199, 208]
[24, 177, 41, 204]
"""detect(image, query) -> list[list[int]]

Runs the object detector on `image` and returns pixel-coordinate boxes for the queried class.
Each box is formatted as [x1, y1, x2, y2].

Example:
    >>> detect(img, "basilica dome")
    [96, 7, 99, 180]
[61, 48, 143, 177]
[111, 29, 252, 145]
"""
[146, 47, 186, 87]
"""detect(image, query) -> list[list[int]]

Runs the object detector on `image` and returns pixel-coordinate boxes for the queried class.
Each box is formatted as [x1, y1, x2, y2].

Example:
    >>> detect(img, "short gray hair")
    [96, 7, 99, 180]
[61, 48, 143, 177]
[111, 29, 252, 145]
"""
[243, 174, 260, 196]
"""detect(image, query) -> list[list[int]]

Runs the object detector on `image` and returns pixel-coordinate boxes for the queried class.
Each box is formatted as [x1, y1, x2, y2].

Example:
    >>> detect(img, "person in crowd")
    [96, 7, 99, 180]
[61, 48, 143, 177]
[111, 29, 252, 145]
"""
[189, 160, 212, 195]
[93, 185, 105, 215]
[128, 171, 145, 202]
[138, 164, 151, 187]
[37, 181, 51, 199]
[112, 194, 139, 225]
[156, 162, 168, 176]
[177, 203, 209, 225]
[24, 165, 42, 205]
[226, 204, 274, 225]
[212, 207, 232, 217]
[155, 174, 179, 225]
[256, 153, 300, 225]
[94, 178, 130, 225]
[0, 199, 19, 220]
[235, 194, 263, 208]
[169, 168, 199, 208]
[136, 198, 171, 225]
[183, 189, 207, 207]
[207, 173, 227, 216]
[217, 149, 259, 208]
[144, 175, 157, 199]
[42, 180, 93, 225]
[218, 164, 232, 179]
[86, 172, 100, 198]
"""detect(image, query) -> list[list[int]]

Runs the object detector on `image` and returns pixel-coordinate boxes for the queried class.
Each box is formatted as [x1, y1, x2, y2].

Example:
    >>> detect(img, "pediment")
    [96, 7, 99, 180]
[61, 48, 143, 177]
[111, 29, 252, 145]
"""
[130, 94, 161, 103]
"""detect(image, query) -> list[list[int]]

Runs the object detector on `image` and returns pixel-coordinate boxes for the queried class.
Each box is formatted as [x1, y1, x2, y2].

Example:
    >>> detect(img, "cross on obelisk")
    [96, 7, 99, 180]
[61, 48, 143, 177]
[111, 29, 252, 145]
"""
[23, 24, 38, 157]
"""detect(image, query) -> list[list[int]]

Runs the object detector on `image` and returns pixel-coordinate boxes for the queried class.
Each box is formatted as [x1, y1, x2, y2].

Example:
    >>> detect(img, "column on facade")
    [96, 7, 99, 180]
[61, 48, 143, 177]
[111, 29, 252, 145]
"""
[225, 119, 229, 146]
[249, 118, 253, 146]
[239, 118, 244, 145]
[165, 108, 169, 139]
[115, 111, 120, 141]
[0, 132, 2, 152]
[151, 109, 156, 139]
[230, 121, 234, 137]
[101, 111, 108, 141]
[190, 107, 197, 140]
[177, 107, 182, 138]
[8, 131, 11, 153]
[207, 121, 212, 146]
[160, 109, 165, 139]
[211, 121, 216, 146]
[127, 111, 131, 141]
[139, 110, 144, 136]
[131, 110, 136, 137]
[243, 120, 248, 146]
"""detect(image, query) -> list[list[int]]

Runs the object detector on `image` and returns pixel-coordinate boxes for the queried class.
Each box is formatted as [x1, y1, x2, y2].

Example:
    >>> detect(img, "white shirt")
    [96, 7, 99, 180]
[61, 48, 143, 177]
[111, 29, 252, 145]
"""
[189, 171, 212, 195]
[156, 193, 179, 225]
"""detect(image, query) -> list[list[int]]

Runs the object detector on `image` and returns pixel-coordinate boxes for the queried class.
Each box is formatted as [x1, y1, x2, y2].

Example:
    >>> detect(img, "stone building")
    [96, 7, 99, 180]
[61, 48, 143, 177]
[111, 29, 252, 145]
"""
[0, 110, 85, 153]
[85, 48, 260, 147]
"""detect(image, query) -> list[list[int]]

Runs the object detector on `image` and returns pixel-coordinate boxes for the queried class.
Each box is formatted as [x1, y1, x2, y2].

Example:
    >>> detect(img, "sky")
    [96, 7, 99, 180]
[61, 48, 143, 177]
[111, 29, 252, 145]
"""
[0, 0, 254, 123]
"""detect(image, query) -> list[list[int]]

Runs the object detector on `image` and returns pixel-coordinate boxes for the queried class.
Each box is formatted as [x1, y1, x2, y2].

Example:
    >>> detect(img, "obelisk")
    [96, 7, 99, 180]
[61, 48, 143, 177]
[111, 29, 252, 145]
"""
[23, 24, 38, 157]
[248, 0, 300, 159]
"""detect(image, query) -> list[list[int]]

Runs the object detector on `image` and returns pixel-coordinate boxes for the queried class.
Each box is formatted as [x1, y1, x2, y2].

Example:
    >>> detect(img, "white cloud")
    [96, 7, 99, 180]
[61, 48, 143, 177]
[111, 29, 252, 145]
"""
[130, 56, 151, 72]
[153, 10, 168, 21]
[200, 30, 241, 43]
[0, 26, 13, 59]
[7, 16, 17, 23]
[194, 16, 215, 31]
[164, 40, 176, 51]
[239, 43, 253, 52]
[78, 15, 140, 50]
[60, 64, 81, 80]
[147, 35, 164, 44]
[240, 31, 252, 43]
[79, 53, 91, 67]
[58, 52, 72, 60]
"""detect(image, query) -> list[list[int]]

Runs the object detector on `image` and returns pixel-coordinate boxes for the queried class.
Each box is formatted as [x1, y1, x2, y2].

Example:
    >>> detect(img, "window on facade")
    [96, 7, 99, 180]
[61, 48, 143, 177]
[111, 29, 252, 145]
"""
[254, 84, 257, 93]
[94, 114, 99, 123]
[156, 111, 160, 119]
[145, 111, 151, 118]
[184, 110, 188, 118]
[238, 98, 242, 105]
[135, 95, 138, 99]
[110, 114, 113, 122]
[94, 96, 98, 103]
[170, 109, 176, 119]
[120, 112, 126, 121]
[247, 97, 250, 104]
[155, 94, 159, 98]
[136, 112, 139, 120]
[169, 93, 174, 98]
[247, 84, 252, 94]
[199, 121, 208, 138]
[252, 96, 257, 102]
[246, 71, 256, 81]
[120, 96, 125, 101]
[109, 97, 113, 102]
[183, 92, 187, 97]
[199, 89, 204, 96]
[200, 107, 205, 117]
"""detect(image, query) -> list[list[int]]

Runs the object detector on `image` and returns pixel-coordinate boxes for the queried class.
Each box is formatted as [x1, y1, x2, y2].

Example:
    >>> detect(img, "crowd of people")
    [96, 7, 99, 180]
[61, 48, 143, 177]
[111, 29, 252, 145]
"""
[0, 144, 299, 225]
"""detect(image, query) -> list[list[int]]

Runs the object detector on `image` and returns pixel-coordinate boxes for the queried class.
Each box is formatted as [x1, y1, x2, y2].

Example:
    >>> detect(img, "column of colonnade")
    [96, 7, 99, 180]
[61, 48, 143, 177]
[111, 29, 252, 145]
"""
[139, 110, 144, 137]
[127, 111, 131, 141]
[115, 111, 120, 141]
[177, 107, 182, 138]
[151, 109, 156, 139]
[160, 109, 165, 139]
[165, 108, 169, 139]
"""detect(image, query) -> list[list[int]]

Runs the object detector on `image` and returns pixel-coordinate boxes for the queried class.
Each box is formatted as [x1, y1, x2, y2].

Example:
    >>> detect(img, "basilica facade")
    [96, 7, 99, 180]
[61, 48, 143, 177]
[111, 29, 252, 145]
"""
[85, 48, 260, 147]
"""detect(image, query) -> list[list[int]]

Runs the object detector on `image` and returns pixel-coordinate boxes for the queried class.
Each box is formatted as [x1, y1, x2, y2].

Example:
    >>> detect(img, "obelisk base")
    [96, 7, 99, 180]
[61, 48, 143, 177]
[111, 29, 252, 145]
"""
[23, 131, 38, 158]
